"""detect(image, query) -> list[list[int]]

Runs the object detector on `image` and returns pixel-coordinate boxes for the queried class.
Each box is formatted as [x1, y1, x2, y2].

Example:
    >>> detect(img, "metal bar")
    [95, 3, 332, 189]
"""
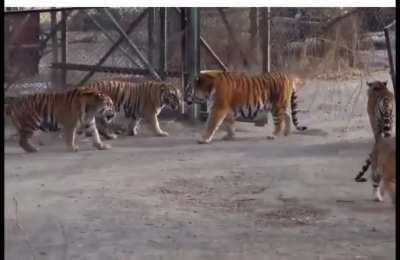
[60, 10, 68, 85]
[4, 7, 90, 14]
[5, 11, 76, 90]
[8, 13, 32, 44]
[180, 8, 187, 114]
[51, 63, 181, 77]
[82, 9, 141, 68]
[79, 8, 150, 85]
[173, 7, 227, 71]
[384, 27, 396, 96]
[261, 7, 271, 73]
[249, 8, 259, 51]
[4, 16, 10, 78]
[159, 8, 168, 80]
[102, 7, 161, 80]
[40, 10, 74, 48]
[200, 39, 228, 71]
[50, 11, 59, 86]
[189, 8, 201, 121]
[147, 8, 155, 66]
[217, 8, 249, 67]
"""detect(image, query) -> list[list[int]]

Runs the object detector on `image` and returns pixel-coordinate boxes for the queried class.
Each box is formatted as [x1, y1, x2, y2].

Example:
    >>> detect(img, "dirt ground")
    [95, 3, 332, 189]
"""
[4, 71, 396, 260]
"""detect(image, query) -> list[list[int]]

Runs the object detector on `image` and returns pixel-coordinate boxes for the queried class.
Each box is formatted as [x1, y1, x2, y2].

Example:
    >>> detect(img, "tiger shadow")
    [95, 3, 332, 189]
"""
[292, 128, 329, 137]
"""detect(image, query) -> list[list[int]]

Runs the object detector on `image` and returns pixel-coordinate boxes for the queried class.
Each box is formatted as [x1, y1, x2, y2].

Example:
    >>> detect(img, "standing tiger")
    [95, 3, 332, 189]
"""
[185, 70, 308, 144]
[80, 79, 182, 139]
[354, 136, 396, 205]
[366, 81, 395, 141]
[354, 80, 395, 203]
[5, 89, 115, 153]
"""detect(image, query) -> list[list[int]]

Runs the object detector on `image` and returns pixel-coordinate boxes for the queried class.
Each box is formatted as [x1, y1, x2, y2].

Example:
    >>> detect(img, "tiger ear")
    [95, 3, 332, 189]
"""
[198, 73, 217, 84]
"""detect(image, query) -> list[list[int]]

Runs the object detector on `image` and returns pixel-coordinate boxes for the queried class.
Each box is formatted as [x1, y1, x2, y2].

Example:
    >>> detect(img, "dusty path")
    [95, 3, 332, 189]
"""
[4, 72, 395, 260]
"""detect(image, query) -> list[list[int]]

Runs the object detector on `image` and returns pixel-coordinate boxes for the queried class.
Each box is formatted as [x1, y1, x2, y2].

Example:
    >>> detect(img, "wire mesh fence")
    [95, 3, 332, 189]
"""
[4, 7, 396, 97]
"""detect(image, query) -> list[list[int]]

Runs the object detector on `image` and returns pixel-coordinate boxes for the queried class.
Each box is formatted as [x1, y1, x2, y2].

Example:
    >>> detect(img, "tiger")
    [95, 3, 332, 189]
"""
[79, 79, 182, 139]
[185, 70, 308, 144]
[354, 136, 396, 205]
[366, 80, 395, 141]
[5, 88, 115, 153]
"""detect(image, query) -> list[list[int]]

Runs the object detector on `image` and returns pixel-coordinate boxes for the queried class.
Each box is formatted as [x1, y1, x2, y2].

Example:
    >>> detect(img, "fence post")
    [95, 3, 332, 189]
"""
[159, 8, 168, 80]
[60, 10, 68, 86]
[261, 7, 271, 73]
[384, 25, 396, 97]
[147, 8, 155, 67]
[50, 10, 59, 87]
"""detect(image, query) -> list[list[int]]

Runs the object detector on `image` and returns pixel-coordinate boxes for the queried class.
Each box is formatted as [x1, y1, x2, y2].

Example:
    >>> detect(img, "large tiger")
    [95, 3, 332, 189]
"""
[354, 136, 396, 205]
[354, 80, 395, 201]
[5, 89, 115, 153]
[80, 79, 182, 139]
[185, 70, 308, 144]
[366, 80, 395, 141]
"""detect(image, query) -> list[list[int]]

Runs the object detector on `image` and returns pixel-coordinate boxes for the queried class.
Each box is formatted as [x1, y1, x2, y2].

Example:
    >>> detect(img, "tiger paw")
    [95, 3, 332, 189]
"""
[297, 126, 308, 131]
[373, 192, 384, 202]
[222, 135, 235, 141]
[197, 138, 211, 144]
[23, 146, 39, 153]
[69, 145, 80, 152]
[94, 142, 111, 150]
[157, 132, 169, 137]
[103, 133, 118, 140]
[127, 129, 138, 136]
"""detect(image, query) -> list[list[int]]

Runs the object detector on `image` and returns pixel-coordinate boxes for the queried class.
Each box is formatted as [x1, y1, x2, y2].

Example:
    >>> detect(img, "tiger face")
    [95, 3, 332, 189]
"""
[185, 72, 218, 105]
[82, 91, 116, 124]
[367, 80, 388, 92]
[161, 84, 183, 112]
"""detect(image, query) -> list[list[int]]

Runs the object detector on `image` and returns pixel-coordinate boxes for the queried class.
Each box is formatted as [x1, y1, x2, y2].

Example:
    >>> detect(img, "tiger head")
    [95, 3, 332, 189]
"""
[367, 80, 388, 93]
[160, 84, 183, 113]
[80, 90, 116, 124]
[185, 70, 223, 105]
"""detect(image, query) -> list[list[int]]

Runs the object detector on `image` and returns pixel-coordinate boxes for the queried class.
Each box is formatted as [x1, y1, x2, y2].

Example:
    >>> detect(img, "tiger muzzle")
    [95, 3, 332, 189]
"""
[102, 108, 116, 124]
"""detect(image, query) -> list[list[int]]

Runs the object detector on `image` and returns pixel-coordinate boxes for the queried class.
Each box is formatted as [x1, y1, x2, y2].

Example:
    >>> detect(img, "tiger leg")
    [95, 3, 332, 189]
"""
[127, 118, 142, 136]
[19, 130, 38, 153]
[198, 107, 229, 144]
[371, 158, 383, 202]
[267, 107, 285, 139]
[383, 180, 396, 206]
[283, 111, 292, 136]
[86, 119, 111, 150]
[222, 112, 236, 141]
[96, 117, 118, 140]
[145, 112, 169, 137]
[63, 124, 80, 152]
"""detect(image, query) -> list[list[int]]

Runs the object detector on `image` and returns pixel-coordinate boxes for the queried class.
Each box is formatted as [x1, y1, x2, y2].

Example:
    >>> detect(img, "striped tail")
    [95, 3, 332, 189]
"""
[290, 91, 307, 131]
[354, 153, 371, 182]
[380, 97, 393, 138]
